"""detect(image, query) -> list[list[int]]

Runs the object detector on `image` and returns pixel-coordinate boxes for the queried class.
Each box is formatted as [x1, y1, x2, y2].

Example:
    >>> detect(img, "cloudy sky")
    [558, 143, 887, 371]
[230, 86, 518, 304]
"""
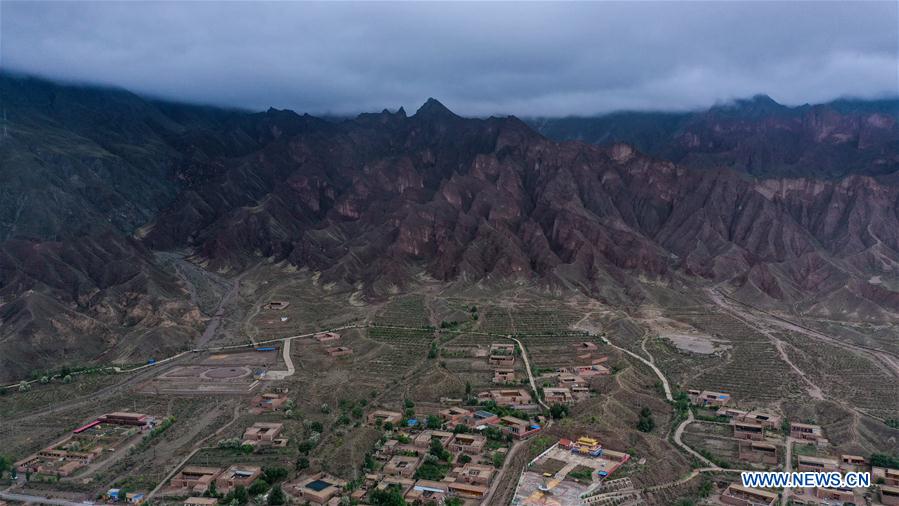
[1, 1, 897, 116]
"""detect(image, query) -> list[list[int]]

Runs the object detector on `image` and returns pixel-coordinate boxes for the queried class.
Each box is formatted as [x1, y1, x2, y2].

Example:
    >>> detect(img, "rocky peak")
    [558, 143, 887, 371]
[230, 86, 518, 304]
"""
[414, 97, 458, 120]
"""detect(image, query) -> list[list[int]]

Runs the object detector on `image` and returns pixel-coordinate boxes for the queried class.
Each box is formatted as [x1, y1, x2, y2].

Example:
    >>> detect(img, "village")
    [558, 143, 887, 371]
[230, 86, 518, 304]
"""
[1, 293, 897, 506]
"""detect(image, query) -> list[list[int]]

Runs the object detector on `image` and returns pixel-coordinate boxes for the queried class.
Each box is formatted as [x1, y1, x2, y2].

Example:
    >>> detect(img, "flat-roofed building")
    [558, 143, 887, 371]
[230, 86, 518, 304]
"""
[479, 389, 532, 406]
[368, 410, 403, 425]
[873, 466, 899, 487]
[881, 484, 899, 506]
[99, 412, 151, 426]
[286, 473, 346, 504]
[790, 422, 826, 443]
[171, 466, 223, 495]
[796, 455, 840, 473]
[840, 454, 866, 472]
[733, 420, 765, 441]
[571, 386, 591, 401]
[405, 479, 448, 504]
[557, 372, 585, 387]
[738, 442, 778, 465]
[687, 389, 731, 407]
[449, 433, 487, 455]
[439, 407, 472, 428]
[413, 430, 454, 450]
[216, 465, 262, 493]
[720, 484, 777, 506]
[543, 387, 573, 405]
[314, 332, 340, 343]
[326, 346, 353, 357]
[376, 476, 415, 495]
[253, 392, 288, 412]
[242, 422, 283, 443]
[717, 407, 749, 419]
[493, 368, 516, 384]
[384, 455, 420, 478]
[448, 481, 489, 499]
[740, 411, 782, 430]
[497, 416, 541, 439]
[454, 463, 494, 485]
[488, 343, 515, 367]
[813, 486, 854, 503]
[468, 410, 500, 427]
[573, 364, 610, 378]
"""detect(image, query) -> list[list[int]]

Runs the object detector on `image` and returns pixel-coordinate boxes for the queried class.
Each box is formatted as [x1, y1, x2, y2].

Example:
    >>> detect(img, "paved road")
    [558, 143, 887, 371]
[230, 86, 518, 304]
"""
[263, 338, 295, 380]
[673, 409, 718, 468]
[507, 335, 551, 410]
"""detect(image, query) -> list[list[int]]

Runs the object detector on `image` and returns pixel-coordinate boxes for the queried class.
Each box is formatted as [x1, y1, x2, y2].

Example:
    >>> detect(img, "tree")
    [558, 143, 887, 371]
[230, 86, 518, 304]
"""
[369, 485, 407, 506]
[262, 466, 288, 483]
[248, 479, 270, 496]
[267, 484, 285, 505]
[383, 421, 394, 431]
[232, 485, 249, 505]
[430, 438, 450, 461]
[550, 403, 569, 419]
[363, 453, 376, 471]
[637, 407, 655, 433]
[465, 381, 472, 396]
[309, 421, 324, 433]
[204, 481, 219, 498]
[871, 453, 899, 469]
[698, 477, 713, 498]
[426, 415, 442, 429]
[296, 456, 309, 470]
[457, 454, 471, 465]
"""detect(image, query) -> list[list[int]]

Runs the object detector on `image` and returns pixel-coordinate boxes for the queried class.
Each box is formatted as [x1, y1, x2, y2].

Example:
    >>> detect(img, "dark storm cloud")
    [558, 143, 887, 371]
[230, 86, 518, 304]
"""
[1, 1, 897, 116]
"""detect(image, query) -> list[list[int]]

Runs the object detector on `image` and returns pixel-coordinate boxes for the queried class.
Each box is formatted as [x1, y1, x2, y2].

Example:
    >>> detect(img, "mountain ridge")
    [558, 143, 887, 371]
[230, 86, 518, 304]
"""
[2, 73, 899, 380]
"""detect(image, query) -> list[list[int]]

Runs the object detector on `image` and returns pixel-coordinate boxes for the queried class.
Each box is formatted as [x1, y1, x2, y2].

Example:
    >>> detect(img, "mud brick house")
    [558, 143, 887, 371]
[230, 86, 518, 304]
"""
[543, 387, 574, 405]
[796, 455, 840, 473]
[216, 465, 262, 493]
[790, 422, 827, 443]
[720, 484, 777, 506]
[439, 407, 472, 427]
[493, 368, 516, 384]
[688, 389, 731, 407]
[497, 416, 541, 439]
[242, 422, 284, 444]
[413, 430, 454, 449]
[732, 420, 765, 441]
[449, 433, 487, 454]
[738, 442, 778, 465]
[384, 455, 420, 478]
[171, 466, 223, 495]
[368, 409, 403, 425]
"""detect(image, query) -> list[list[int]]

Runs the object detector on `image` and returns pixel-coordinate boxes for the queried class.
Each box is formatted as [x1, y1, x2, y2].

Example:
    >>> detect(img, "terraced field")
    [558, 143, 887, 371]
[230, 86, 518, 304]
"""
[776, 331, 899, 420]
[371, 295, 432, 328]
[663, 312, 807, 405]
